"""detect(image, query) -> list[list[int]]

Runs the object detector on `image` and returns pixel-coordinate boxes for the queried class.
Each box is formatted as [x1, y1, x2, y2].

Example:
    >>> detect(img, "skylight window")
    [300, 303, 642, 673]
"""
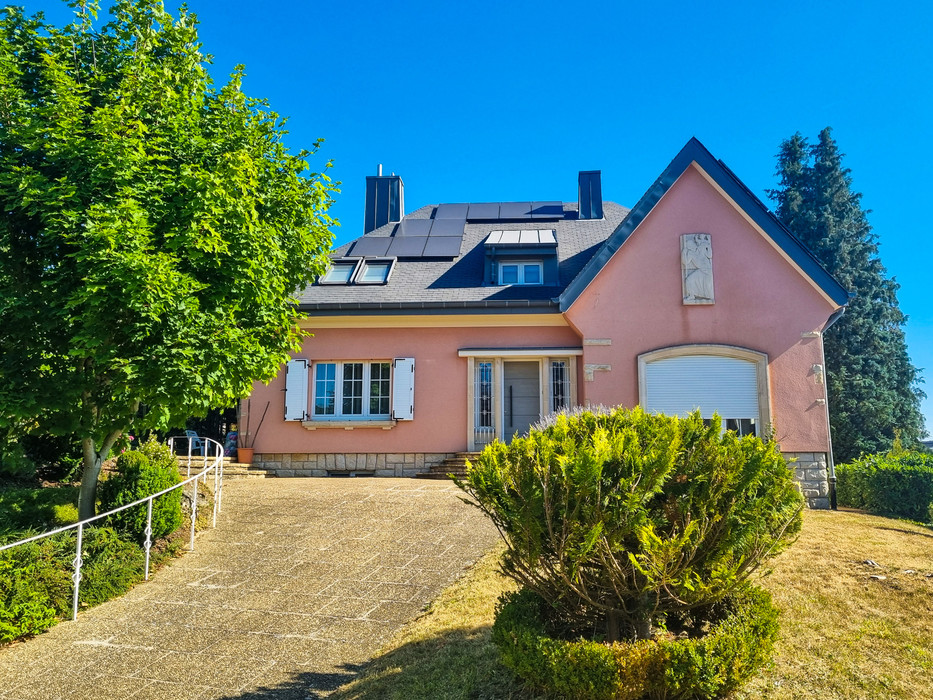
[355, 258, 395, 284]
[319, 259, 360, 284]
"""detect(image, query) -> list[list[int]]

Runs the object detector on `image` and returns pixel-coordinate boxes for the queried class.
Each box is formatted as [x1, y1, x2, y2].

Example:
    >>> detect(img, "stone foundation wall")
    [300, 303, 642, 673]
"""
[254, 450, 832, 509]
[783, 452, 830, 509]
[252, 452, 457, 478]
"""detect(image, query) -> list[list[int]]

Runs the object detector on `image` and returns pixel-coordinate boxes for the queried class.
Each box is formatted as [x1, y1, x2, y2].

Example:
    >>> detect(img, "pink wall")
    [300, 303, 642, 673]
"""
[565, 165, 839, 453]
[246, 324, 581, 454]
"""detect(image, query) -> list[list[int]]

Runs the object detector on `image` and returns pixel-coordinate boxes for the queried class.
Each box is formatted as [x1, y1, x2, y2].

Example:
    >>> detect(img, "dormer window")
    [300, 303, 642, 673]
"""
[484, 229, 558, 286]
[319, 258, 361, 284]
[499, 261, 543, 286]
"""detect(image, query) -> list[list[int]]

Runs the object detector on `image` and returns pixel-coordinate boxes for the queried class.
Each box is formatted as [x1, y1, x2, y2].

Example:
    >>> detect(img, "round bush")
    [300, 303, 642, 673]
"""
[492, 585, 779, 700]
[459, 406, 803, 642]
[98, 439, 181, 542]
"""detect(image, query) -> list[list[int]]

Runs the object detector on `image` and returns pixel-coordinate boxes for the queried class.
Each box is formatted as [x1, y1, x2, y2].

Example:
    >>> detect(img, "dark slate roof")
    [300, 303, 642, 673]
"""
[298, 138, 850, 316]
[296, 202, 629, 314]
[558, 138, 852, 311]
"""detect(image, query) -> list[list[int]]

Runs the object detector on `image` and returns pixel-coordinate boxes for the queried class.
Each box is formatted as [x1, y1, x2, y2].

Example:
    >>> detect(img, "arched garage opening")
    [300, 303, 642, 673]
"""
[637, 345, 771, 437]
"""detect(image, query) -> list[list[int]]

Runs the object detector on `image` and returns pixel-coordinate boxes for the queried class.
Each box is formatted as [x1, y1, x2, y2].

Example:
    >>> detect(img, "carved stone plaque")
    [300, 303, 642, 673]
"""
[681, 233, 714, 304]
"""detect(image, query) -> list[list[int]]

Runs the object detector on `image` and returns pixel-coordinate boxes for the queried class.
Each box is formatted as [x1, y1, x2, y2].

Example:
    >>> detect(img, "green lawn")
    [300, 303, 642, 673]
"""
[333, 509, 933, 700]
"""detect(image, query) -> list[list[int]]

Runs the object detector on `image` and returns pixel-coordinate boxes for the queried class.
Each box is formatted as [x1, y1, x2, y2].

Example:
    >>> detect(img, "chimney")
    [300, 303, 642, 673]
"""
[364, 165, 404, 234]
[578, 170, 603, 220]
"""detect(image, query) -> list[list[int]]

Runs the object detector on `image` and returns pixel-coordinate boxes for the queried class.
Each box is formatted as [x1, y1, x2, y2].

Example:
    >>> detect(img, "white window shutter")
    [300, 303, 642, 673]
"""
[392, 358, 415, 420]
[284, 359, 309, 421]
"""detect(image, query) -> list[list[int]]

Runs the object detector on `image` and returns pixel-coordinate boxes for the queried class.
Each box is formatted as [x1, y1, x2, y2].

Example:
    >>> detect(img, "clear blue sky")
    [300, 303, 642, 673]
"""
[23, 0, 933, 435]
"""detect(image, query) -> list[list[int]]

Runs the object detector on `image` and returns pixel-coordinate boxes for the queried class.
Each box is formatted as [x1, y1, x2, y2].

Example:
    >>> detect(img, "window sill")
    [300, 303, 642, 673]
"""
[301, 420, 396, 430]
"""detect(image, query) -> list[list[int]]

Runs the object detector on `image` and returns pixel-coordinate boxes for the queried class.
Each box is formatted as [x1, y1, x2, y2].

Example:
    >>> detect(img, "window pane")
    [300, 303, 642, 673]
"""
[370, 362, 391, 415]
[476, 361, 494, 428]
[342, 363, 364, 415]
[321, 262, 356, 284]
[359, 261, 391, 284]
[523, 264, 541, 284]
[314, 363, 336, 415]
[551, 361, 568, 412]
[501, 265, 518, 284]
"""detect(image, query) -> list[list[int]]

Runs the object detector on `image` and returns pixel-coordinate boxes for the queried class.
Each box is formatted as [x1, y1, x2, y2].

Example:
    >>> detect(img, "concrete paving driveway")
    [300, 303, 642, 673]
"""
[0, 478, 499, 699]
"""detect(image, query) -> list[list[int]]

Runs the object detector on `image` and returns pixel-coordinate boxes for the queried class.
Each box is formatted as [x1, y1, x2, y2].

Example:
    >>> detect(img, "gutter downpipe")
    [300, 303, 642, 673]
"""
[821, 306, 847, 510]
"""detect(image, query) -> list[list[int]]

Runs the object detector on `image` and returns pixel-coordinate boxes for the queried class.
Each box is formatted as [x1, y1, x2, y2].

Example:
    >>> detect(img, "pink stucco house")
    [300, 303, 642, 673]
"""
[243, 138, 849, 508]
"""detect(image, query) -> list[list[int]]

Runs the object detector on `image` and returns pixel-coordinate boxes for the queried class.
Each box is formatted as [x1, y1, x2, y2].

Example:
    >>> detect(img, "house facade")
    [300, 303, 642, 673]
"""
[244, 139, 849, 508]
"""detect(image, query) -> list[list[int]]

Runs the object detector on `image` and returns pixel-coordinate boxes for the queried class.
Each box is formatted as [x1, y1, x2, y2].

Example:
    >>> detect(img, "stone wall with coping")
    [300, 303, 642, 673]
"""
[252, 452, 457, 478]
[783, 451, 829, 509]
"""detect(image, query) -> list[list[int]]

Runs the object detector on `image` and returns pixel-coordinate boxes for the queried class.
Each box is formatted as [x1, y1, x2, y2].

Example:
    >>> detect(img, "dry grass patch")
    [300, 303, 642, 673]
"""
[737, 509, 933, 699]
[334, 509, 933, 699]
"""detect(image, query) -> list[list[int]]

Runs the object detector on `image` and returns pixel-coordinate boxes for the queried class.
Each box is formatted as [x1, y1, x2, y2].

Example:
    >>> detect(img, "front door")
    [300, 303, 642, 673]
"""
[503, 361, 540, 440]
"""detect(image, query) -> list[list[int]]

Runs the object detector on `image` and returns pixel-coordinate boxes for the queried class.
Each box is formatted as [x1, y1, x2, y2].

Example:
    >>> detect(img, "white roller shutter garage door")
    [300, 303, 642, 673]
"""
[644, 355, 759, 422]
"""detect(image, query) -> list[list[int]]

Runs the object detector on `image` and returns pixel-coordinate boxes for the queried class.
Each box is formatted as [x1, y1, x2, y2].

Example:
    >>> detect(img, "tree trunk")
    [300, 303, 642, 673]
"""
[77, 437, 103, 521]
[606, 610, 622, 643]
[77, 431, 121, 521]
[633, 617, 653, 641]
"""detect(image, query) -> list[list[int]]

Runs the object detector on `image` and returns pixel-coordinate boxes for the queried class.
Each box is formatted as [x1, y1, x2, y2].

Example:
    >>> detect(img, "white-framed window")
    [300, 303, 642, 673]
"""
[354, 258, 395, 284]
[319, 259, 361, 284]
[550, 360, 570, 413]
[313, 361, 392, 419]
[498, 261, 543, 285]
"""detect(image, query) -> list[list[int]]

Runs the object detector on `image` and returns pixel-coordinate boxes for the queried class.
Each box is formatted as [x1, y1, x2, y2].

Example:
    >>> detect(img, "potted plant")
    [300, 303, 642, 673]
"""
[237, 399, 269, 465]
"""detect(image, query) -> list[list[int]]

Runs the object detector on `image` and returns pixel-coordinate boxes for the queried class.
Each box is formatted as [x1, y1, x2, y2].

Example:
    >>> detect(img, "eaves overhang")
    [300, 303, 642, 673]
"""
[296, 299, 561, 317]
[558, 137, 852, 312]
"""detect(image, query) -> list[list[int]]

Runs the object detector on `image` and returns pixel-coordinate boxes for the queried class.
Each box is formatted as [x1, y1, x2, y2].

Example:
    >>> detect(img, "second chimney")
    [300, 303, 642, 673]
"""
[364, 165, 404, 233]
[578, 170, 603, 220]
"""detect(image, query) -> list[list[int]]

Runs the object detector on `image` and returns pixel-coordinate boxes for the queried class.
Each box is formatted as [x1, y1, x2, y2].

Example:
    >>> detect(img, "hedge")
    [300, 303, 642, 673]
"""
[492, 586, 779, 700]
[835, 452, 933, 521]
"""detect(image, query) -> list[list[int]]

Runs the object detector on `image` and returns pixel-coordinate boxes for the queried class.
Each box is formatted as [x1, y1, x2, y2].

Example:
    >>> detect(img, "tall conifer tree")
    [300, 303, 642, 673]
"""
[771, 128, 924, 462]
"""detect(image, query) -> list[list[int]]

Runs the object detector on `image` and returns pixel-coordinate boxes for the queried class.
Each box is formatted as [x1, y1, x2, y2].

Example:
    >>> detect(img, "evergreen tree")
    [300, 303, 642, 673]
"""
[771, 128, 924, 462]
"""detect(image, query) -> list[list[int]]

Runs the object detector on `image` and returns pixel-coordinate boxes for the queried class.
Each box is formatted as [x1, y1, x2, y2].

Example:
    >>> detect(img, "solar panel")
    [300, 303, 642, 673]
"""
[498, 202, 534, 220]
[423, 236, 463, 257]
[468, 203, 500, 220]
[348, 237, 392, 256]
[385, 236, 428, 257]
[530, 201, 563, 219]
[429, 218, 465, 237]
[396, 218, 433, 236]
[434, 203, 469, 219]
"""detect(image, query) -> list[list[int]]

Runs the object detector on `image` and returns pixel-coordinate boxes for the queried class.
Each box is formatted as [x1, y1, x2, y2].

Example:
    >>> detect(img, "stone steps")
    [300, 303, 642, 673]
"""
[175, 456, 274, 479]
[414, 452, 480, 480]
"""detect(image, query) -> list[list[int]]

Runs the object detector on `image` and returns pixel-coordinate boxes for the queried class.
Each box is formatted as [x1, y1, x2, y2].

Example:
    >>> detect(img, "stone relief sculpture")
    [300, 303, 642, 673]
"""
[681, 233, 714, 304]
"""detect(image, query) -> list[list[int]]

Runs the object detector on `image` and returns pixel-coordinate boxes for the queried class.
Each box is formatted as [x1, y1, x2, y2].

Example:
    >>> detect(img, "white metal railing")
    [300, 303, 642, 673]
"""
[0, 436, 225, 621]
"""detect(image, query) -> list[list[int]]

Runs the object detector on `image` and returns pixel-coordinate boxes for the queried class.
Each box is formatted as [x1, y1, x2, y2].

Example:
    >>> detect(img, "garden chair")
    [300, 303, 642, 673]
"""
[185, 430, 205, 456]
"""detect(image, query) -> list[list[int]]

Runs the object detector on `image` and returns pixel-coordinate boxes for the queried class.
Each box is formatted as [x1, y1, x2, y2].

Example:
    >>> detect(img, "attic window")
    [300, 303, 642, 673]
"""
[499, 261, 543, 285]
[355, 258, 395, 284]
[319, 258, 360, 284]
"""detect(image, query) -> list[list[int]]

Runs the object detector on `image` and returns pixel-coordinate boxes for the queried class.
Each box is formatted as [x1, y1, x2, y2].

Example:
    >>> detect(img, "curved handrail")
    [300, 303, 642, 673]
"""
[0, 436, 226, 621]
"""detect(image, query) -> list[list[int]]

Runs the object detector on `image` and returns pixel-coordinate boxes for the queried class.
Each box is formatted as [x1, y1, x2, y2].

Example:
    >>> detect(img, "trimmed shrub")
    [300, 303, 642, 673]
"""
[458, 406, 802, 642]
[0, 552, 59, 643]
[492, 585, 779, 700]
[98, 438, 182, 543]
[836, 452, 933, 521]
[0, 526, 146, 643]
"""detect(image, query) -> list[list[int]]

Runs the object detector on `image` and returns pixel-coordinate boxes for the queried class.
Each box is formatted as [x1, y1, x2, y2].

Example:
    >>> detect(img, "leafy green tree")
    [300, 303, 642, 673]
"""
[771, 128, 924, 462]
[0, 1, 335, 518]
